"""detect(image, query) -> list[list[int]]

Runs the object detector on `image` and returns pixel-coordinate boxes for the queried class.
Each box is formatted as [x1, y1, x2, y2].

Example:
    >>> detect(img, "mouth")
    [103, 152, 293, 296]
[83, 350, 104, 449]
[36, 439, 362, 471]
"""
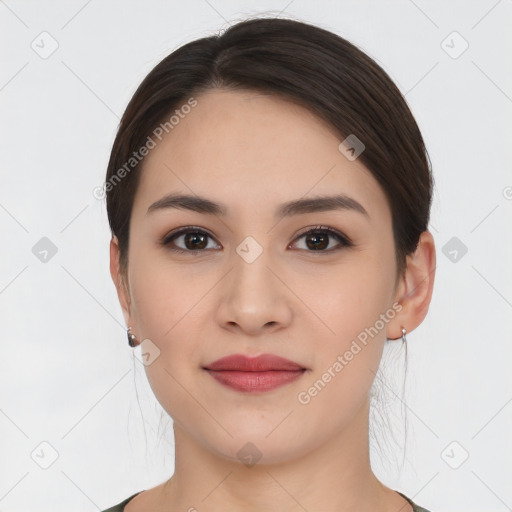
[202, 353, 308, 393]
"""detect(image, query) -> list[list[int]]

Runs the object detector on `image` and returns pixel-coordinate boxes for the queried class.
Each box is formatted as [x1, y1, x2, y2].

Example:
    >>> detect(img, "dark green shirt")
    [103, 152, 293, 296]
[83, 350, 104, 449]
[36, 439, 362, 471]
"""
[101, 490, 432, 511]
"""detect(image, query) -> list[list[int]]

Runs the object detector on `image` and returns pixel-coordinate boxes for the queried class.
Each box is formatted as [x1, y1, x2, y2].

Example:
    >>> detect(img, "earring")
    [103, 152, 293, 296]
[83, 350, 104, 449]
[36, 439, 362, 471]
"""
[386, 326, 407, 343]
[127, 326, 137, 347]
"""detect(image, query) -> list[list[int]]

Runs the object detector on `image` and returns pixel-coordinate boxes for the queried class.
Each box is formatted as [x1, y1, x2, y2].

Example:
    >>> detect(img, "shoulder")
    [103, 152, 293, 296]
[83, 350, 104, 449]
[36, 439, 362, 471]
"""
[412, 503, 432, 512]
[102, 489, 432, 512]
[100, 491, 143, 512]
[396, 491, 432, 512]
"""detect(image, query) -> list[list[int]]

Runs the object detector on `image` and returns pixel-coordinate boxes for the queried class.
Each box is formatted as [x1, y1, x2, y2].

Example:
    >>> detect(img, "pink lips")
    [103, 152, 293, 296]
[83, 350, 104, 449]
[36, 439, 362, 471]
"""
[203, 354, 307, 393]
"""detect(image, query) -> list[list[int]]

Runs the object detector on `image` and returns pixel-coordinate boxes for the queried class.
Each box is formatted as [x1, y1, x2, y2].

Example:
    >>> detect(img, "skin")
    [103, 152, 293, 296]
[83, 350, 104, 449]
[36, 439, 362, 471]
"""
[110, 89, 436, 512]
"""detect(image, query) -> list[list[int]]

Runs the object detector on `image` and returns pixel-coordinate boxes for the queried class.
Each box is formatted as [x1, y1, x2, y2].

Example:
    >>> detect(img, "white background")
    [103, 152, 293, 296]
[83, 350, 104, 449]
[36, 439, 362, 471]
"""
[1, 1, 511, 511]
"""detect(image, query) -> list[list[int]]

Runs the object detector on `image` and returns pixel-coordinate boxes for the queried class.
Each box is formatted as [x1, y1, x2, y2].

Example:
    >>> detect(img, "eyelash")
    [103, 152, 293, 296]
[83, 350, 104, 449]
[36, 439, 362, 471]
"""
[160, 225, 353, 255]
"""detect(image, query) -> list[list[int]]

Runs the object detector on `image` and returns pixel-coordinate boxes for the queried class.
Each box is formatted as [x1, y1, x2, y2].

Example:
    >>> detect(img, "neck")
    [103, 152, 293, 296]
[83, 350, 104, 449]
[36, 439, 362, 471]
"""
[155, 399, 404, 512]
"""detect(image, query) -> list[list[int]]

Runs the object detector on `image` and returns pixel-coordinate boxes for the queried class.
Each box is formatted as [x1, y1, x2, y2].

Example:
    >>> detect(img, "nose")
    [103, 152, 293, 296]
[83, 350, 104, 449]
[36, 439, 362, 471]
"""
[215, 250, 293, 337]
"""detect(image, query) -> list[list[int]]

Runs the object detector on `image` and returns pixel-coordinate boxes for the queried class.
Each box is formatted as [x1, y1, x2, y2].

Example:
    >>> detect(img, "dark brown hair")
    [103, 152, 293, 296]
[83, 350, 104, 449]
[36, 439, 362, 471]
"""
[105, 17, 433, 284]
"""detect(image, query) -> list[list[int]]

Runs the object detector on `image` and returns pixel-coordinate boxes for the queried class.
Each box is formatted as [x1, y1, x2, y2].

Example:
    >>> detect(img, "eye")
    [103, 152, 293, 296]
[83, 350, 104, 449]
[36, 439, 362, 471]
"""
[161, 227, 220, 254]
[160, 225, 352, 255]
[290, 225, 353, 253]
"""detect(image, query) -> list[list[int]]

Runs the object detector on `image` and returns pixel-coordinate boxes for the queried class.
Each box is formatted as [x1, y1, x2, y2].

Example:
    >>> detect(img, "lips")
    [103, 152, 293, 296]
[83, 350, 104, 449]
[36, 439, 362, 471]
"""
[203, 353, 306, 372]
[203, 354, 307, 393]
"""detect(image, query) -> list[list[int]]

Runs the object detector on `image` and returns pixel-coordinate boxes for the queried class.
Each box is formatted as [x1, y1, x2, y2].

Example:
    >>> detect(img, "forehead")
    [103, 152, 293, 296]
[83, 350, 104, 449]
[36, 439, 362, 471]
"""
[132, 89, 390, 224]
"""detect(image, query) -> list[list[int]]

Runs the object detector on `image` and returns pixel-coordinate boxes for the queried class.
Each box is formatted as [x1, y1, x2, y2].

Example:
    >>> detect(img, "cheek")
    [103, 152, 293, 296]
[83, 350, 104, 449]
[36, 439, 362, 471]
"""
[303, 258, 393, 346]
[131, 272, 203, 425]
[129, 246, 198, 336]
[294, 267, 390, 416]
[128, 252, 207, 395]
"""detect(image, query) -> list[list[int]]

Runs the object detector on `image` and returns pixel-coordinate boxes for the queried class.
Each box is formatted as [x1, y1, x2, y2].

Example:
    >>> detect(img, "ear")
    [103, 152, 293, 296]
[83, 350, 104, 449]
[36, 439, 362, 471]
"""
[109, 235, 132, 327]
[387, 230, 436, 340]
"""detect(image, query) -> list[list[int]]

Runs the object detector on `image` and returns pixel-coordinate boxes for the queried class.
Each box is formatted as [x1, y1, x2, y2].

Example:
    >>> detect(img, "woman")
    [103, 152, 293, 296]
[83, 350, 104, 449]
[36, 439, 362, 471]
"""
[102, 16, 436, 512]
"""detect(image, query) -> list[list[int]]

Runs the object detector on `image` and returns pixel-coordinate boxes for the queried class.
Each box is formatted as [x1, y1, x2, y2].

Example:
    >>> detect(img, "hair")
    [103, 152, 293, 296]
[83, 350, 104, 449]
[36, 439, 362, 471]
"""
[105, 16, 434, 288]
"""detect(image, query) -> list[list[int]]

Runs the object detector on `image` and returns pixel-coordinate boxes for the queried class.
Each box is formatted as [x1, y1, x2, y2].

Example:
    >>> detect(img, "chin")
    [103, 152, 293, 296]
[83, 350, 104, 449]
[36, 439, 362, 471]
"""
[202, 428, 315, 467]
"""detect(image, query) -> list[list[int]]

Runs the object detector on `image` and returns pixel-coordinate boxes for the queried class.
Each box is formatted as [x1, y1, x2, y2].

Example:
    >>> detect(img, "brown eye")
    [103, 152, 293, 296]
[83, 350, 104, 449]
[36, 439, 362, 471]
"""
[291, 226, 352, 252]
[182, 232, 208, 250]
[161, 225, 352, 255]
[162, 227, 220, 254]
[304, 232, 329, 250]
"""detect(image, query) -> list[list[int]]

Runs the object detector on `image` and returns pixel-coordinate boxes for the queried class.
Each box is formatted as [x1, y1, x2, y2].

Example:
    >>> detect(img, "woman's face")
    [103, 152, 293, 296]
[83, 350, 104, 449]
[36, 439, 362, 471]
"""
[113, 89, 405, 464]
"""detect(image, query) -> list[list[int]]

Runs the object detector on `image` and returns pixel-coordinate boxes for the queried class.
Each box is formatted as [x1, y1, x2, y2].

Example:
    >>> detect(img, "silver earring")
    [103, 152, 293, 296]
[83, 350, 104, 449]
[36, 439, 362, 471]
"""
[127, 326, 137, 347]
[385, 327, 407, 343]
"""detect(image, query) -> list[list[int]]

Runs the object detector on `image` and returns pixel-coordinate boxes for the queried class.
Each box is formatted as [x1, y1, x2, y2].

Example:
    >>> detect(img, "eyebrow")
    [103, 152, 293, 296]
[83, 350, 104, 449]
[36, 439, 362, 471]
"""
[146, 193, 369, 219]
